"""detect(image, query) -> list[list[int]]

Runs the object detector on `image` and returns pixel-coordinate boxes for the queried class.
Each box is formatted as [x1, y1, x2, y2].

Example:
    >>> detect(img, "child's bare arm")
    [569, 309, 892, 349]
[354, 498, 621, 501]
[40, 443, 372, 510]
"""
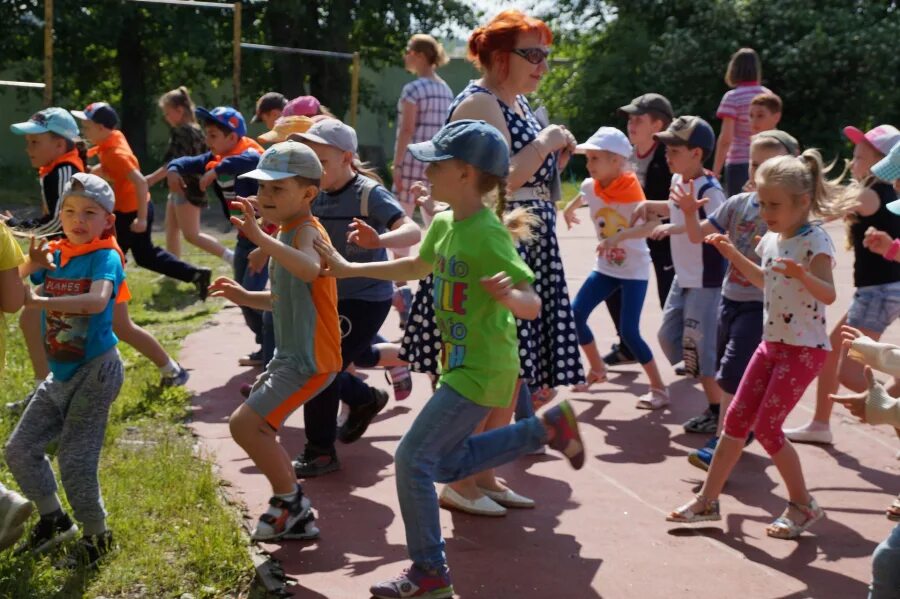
[0, 266, 24, 313]
[482, 276, 541, 320]
[315, 238, 432, 281]
[127, 169, 150, 232]
[562, 194, 585, 230]
[705, 233, 764, 288]
[24, 279, 114, 315]
[775, 253, 836, 305]
[629, 200, 670, 226]
[208, 276, 273, 311]
[255, 226, 322, 283]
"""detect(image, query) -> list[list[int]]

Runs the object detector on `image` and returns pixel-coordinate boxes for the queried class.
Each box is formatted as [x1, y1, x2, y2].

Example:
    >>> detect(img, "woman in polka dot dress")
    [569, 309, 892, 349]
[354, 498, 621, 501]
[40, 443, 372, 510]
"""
[399, 10, 584, 514]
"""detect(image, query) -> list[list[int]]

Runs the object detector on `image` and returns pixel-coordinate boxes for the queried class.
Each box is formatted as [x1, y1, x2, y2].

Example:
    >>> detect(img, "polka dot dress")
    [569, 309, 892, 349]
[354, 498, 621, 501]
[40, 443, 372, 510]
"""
[399, 83, 584, 389]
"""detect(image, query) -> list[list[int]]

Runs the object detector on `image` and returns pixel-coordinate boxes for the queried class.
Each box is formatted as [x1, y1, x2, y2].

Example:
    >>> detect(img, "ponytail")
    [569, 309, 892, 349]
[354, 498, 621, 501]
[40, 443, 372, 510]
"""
[73, 139, 89, 168]
[477, 171, 538, 244]
[351, 157, 385, 186]
[158, 85, 197, 124]
[755, 150, 855, 220]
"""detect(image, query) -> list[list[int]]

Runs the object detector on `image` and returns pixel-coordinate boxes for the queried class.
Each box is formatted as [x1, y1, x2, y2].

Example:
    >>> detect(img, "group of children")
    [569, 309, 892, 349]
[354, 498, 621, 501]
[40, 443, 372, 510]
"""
[0, 40, 898, 598]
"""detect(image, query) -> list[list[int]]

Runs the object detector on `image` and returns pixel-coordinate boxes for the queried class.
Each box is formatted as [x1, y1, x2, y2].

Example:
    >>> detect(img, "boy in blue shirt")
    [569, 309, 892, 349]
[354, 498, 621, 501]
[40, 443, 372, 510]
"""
[6, 173, 126, 567]
[168, 107, 270, 364]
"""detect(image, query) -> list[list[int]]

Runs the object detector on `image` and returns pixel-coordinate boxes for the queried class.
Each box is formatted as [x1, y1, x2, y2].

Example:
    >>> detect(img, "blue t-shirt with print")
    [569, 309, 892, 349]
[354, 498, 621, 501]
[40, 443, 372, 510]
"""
[312, 174, 405, 302]
[708, 192, 767, 303]
[31, 248, 125, 381]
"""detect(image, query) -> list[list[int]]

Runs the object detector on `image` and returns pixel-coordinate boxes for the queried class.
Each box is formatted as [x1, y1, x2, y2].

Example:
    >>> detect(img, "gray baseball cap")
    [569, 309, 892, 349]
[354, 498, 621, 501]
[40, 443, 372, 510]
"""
[290, 118, 358, 154]
[62, 172, 115, 213]
[240, 140, 323, 181]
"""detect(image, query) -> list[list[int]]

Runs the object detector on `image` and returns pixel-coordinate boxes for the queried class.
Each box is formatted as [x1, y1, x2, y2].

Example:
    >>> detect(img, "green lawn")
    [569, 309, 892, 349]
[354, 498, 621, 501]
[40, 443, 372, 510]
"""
[0, 235, 254, 598]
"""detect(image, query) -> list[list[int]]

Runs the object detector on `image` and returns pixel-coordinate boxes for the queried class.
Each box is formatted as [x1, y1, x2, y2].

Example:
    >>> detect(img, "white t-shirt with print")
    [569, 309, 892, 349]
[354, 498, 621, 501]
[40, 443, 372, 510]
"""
[668, 173, 728, 288]
[757, 225, 835, 350]
[582, 178, 651, 280]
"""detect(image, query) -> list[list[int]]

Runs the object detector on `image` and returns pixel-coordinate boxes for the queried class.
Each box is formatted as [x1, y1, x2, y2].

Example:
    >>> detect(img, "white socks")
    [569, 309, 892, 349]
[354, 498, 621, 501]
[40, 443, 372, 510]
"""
[158, 359, 179, 376]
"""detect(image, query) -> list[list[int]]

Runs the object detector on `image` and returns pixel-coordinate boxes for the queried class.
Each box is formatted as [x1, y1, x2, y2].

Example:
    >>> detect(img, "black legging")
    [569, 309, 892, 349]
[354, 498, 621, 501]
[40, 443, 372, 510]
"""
[303, 298, 391, 450]
[115, 202, 200, 283]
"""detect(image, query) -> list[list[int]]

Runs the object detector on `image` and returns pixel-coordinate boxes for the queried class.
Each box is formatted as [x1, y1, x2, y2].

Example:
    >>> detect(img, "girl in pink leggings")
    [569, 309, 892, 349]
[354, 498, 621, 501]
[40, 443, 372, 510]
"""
[667, 150, 855, 539]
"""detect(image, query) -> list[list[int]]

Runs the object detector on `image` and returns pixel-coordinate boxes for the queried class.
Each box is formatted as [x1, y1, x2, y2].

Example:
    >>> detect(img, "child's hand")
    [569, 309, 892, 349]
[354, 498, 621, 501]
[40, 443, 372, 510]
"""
[563, 203, 581, 230]
[314, 238, 353, 278]
[208, 276, 247, 305]
[166, 171, 187, 191]
[671, 180, 709, 215]
[347, 218, 381, 249]
[629, 202, 661, 227]
[597, 234, 620, 252]
[130, 218, 148, 233]
[248, 247, 269, 274]
[28, 236, 56, 271]
[650, 223, 675, 240]
[480, 271, 514, 302]
[863, 226, 893, 256]
[771, 257, 807, 279]
[704, 233, 736, 258]
[229, 198, 264, 243]
[830, 366, 878, 423]
[199, 169, 218, 192]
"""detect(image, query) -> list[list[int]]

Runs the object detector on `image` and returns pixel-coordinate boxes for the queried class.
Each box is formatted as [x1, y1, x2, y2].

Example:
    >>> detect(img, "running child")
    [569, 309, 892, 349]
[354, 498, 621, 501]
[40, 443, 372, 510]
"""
[667, 150, 853, 540]
[208, 141, 338, 541]
[314, 119, 585, 599]
[7, 173, 127, 566]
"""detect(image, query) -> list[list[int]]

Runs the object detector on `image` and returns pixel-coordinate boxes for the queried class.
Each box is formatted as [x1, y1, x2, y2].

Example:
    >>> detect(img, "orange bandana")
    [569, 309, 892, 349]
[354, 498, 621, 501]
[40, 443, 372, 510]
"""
[47, 235, 131, 302]
[205, 136, 264, 171]
[593, 171, 645, 204]
[38, 148, 85, 177]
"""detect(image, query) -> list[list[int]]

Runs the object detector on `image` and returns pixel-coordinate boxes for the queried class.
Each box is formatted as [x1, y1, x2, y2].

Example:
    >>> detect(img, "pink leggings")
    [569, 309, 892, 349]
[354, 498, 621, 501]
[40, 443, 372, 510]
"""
[723, 341, 828, 456]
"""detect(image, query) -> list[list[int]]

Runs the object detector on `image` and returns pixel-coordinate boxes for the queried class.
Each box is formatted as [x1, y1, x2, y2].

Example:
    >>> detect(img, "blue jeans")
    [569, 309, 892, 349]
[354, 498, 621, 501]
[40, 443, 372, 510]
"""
[395, 383, 546, 569]
[870, 523, 900, 599]
[725, 162, 749, 197]
[234, 236, 268, 345]
[573, 271, 653, 364]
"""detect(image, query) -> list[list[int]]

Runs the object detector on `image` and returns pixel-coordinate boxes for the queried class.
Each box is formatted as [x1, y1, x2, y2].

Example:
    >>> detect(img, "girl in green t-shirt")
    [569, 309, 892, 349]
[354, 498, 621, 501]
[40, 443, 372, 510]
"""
[315, 120, 586, 599]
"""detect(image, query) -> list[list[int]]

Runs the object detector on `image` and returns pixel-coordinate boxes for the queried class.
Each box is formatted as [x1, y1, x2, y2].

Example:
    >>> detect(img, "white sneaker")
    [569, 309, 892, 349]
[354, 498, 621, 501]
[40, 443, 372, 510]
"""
[0, 490, 33, 551]
[438, 486, 506, 517]
[783, 424, 833, 445]
[478, 486, 535, 509]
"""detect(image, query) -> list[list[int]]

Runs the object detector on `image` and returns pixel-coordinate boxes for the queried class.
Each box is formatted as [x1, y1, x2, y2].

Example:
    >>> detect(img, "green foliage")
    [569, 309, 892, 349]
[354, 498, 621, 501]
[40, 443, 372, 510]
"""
[539, 0, 900, 162]
[0, 232, 252, 597]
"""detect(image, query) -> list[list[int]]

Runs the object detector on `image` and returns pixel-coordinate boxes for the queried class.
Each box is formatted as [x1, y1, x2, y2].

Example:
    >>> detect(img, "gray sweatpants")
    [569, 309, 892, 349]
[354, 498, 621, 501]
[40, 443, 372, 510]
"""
[5, 348, 123, 534]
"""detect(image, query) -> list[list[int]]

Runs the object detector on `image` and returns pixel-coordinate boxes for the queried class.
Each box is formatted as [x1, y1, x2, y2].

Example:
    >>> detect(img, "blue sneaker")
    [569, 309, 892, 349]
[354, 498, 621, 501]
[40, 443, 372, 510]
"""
[161, 364, 190, 387]
[370, 563, 453, 599]
[688, 436, 718, 471]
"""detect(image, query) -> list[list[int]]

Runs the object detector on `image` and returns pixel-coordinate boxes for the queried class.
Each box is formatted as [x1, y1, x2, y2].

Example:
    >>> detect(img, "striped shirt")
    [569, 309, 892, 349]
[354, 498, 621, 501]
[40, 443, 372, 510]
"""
[395, 77, 454, 199]
[716, 82, 771, 164]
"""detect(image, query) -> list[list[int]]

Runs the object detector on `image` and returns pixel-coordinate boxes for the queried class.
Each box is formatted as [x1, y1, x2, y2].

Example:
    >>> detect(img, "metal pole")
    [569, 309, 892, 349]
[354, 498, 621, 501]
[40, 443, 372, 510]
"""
[44, 0, 53, 106]
[232, 1, 241, 108]
[350, 51, 360, 128]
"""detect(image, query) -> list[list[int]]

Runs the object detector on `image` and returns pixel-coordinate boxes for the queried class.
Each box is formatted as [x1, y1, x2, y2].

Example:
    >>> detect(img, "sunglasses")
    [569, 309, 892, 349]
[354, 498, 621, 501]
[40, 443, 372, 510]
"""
[511, 47, 550, 65]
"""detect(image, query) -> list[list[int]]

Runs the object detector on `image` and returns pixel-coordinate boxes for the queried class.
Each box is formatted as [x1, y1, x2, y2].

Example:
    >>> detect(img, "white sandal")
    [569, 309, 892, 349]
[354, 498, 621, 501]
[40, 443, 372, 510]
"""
[766, 497, 825, 539]
[666, 494, 721, 523]
[636, 388, 670, 410]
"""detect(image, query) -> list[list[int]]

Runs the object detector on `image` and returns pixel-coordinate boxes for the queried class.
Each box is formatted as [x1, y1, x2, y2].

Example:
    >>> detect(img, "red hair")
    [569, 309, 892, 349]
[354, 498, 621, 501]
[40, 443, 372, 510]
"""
[467, 10, 553, 73]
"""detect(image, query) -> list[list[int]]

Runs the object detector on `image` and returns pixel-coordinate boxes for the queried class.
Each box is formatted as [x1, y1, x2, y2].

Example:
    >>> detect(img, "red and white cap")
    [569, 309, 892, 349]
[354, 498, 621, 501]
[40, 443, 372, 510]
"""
[843, 124, 900, 156]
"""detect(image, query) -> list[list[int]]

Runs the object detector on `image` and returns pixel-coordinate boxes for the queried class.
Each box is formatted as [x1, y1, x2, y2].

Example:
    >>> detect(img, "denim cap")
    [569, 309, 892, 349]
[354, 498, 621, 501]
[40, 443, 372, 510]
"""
[11, 107, 80, 140]
[575, 126, 632, 158]
[196, 106, 247, 138]
[70, 102, 119, 129]
[407, 119, 510, 178]
[239, 140, 323, 181]
[654, 115, 716, 153]
[874, 141, 900, 188]
[291, 118, 358, 154]
[62, 172, 115, 213]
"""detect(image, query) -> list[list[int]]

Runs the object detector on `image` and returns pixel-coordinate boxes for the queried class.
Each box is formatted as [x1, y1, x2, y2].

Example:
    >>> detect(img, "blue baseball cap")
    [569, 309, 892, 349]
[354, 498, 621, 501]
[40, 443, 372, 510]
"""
[10, 107, 80, 140]
[196, 106, 246, 138]
[407, 120, 509, 178]
[873, 141, 900, 186]
[71, 102, 119, 129]
[654, 115, 716, 154]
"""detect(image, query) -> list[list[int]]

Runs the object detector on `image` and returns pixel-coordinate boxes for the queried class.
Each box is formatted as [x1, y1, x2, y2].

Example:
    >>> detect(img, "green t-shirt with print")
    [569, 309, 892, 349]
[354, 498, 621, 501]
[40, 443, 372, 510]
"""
[418, 208, 534, 408]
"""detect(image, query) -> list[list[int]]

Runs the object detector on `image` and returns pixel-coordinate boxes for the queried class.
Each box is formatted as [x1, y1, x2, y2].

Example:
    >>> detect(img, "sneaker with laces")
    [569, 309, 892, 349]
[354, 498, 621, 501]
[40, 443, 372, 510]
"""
[337, 387, 389, 443]
[56, 530, 115, 569]
[0, 490, 33, 551]
[603, 343, 637, 366]
[387, 366, 413, 401]
[688, 436, 719, 471]
[370, 563, 454, 599]
[293, 446, 341, 478]
[543, 400, 585, 469]
[16, 510, 78, 555]
[683, 408, 718, 434]
[251, 493, 319, 542]
[193, 267, 212, 301]
[160, 364, 190, 387]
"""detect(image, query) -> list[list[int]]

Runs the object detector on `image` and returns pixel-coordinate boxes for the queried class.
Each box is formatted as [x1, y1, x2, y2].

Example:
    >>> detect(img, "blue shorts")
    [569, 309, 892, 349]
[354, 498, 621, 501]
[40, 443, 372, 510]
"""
[715, 298, 763, 394]
[658, 280, 721, 377]
[847, 282, 900, 334]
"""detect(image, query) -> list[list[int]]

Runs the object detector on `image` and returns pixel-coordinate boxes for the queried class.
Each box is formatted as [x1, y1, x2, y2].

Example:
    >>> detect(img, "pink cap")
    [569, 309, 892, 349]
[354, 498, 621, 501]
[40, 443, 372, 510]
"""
[283, 96, 321, 118]
[843, 124, 900, 156]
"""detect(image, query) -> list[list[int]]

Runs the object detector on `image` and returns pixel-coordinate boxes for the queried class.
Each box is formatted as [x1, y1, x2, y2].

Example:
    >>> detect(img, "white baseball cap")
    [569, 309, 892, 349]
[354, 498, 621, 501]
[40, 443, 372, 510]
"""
[575, 126, 632, 158]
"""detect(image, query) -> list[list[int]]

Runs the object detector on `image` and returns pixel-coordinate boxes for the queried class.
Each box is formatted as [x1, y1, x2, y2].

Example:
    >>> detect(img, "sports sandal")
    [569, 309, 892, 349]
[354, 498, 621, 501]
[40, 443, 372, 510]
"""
[766, 497, 825, 539]
[666, 494, 721, 523]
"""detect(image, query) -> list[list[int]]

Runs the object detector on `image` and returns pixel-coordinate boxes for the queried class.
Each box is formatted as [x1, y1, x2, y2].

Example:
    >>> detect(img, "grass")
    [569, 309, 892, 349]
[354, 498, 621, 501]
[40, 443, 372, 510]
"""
[0, 230, 255, 598]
